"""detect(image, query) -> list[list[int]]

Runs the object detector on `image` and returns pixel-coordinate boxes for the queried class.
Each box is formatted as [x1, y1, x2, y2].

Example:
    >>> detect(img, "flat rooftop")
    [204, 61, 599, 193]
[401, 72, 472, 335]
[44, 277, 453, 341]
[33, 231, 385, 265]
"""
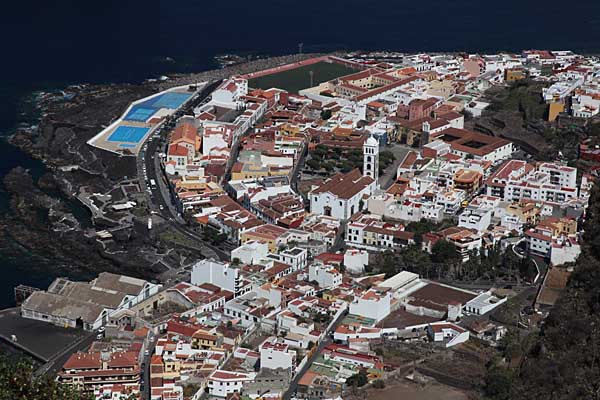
[0, 308, 87, 361]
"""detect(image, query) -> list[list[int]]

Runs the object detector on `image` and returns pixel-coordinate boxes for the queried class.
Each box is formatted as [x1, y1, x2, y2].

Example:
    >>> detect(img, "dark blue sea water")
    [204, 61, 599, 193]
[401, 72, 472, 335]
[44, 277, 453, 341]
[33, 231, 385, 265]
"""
[1, 0, 600, 308]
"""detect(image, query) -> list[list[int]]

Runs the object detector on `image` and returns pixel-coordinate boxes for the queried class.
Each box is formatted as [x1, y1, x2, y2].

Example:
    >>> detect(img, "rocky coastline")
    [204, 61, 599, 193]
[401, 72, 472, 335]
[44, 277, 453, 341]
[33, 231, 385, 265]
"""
[2, 53, 322, 286]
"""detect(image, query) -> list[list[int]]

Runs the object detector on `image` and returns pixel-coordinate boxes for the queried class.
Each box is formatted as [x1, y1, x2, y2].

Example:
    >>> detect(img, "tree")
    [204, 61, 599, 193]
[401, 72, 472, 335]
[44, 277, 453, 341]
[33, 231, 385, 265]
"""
[372, 379, 385, 389]
[484, 365, 514, 400]
[431, 239, 459, 263]
[519, 258, 537, 282]
[346, 370, 368, 387]
[320, 109, 332, 120]
[306, 158, 321, 170]
[0, 354, 92, 400]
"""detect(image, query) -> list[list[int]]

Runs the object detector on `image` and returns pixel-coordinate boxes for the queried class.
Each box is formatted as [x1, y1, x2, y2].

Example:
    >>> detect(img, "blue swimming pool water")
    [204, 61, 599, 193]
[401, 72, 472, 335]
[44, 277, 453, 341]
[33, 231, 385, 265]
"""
[124, 92, 192, 121]
[125, 107, 156, 122]
[107, 126, 150, 143]
[151, 92, 192, 109]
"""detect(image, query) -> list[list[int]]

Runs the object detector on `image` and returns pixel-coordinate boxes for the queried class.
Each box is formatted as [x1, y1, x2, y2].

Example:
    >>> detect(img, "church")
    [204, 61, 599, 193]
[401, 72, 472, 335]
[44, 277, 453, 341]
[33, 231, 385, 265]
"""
[309, 136, 379, 220]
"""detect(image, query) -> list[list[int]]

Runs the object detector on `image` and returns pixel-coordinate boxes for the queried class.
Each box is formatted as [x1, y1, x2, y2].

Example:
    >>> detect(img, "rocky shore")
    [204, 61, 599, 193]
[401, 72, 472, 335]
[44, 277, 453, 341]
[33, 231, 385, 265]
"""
[3, 53, 322, 284]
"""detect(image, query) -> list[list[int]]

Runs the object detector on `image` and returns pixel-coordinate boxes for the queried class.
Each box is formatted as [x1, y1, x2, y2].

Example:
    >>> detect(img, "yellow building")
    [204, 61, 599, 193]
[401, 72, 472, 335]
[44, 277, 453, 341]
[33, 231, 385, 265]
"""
[241, 224, 288, 253]
[548, 102, 564, 122]
[231, 162, 290, 181]
[426, 79, 457, 100]
[505, 201, 541, 226]
[505, 68, 526, 82]
[539, 217, 577, 236]
[192, 330, 219, 350]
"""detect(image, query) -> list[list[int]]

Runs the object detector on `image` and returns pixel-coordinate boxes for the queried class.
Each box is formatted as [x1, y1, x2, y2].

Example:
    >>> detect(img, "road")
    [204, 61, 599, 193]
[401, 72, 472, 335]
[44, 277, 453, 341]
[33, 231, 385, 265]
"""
[379, 143, 412, 190]
[141, 334, 158, 399]
[283, 309, 348, 400]
[136, 80, 232, 263]
[37, 332, 97, 377]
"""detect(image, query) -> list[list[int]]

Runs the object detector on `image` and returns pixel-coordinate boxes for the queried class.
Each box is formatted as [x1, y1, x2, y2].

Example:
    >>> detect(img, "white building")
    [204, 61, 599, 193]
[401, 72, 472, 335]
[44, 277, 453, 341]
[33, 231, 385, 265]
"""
[345, 213, 415, 252]
[259, 338, 297, 372]
[464, 290, 508, 315]
[21, 273, 161, 331]
[427, 323, 470, 348]
[363, 135, 379, 180]
[343, 249, 369, 275]
[231, 241, 269, 265]
[377, 271, 420, 292]
[208, 370, 255, 397]
[268, 247, 308, 271]
[308, 263, 343, 289]
[349, 288, 391, 323]
[538, 163, 577, 188]
[384, 199, 445, 223]
[191, 260, 250, 297]
[550, 236, 581, 266]
[504, 172, 578, 204]
[310, 169, 376, 220]
[435, 188, 466, 214]
[211, 77, 249, 108]
[458, 206, 493, 233]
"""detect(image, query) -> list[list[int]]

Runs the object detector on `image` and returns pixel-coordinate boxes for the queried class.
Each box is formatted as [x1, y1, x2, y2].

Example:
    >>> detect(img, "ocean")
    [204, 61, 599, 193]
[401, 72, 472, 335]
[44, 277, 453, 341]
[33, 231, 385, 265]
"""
[1, 0, 600, 308]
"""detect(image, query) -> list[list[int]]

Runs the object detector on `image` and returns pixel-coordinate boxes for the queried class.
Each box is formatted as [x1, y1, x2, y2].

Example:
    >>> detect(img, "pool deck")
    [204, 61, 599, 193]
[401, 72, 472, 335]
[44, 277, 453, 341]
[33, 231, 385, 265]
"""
[87, 83, 204, 156]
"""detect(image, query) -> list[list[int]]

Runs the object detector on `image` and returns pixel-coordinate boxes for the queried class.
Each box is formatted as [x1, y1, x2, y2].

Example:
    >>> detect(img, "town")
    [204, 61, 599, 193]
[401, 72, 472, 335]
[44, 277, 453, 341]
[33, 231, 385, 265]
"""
[6, 49, 600, 400]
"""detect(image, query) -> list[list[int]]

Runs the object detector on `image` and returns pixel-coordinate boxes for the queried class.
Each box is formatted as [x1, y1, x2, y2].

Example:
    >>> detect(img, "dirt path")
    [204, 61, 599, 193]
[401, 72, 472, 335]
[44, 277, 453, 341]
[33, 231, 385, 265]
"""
[365, 381, 472, 400]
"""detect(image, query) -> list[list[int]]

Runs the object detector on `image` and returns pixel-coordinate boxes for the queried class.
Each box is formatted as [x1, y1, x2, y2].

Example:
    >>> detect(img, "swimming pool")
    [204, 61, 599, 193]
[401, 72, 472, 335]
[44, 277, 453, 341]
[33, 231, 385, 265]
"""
[107, 126, 150, 143]
[151, 92, 192, 109]
[123, 92, 192, 122]
[124, 107, 156, 122]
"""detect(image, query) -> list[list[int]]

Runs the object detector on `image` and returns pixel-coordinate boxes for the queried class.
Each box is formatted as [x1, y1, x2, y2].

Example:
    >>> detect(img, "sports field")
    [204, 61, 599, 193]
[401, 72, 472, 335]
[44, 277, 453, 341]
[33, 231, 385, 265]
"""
[107, 126, 150, 143]
[248, 61, 357, 93]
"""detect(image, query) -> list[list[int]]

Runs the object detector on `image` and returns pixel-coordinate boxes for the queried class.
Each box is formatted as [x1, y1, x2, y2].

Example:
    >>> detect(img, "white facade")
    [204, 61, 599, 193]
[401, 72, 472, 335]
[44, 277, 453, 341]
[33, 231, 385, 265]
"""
[308, 264, 342, 289]
[191, 260, 248, 297]
[208, 370, 255, 398]
[427, 323, 470, 348]
[211, 77, 249, 108]
[259, 339, 296, 372]
[349, 288, 391, 323]
[384, 200, 445, 223]
[363, 135, 379, 180]
[343, 249, 369, 275]
[464, 291, 508, 315]
[458, 206, 493, 233]
[311, 190, 367, 221]
[435, 189, 466, 214]
[550, 237, 581, 266]
[202, 130, 229, 154]
[538, 163, 577, 188]
[270, 247, 308, 271]
[231, 241, 269, 265]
